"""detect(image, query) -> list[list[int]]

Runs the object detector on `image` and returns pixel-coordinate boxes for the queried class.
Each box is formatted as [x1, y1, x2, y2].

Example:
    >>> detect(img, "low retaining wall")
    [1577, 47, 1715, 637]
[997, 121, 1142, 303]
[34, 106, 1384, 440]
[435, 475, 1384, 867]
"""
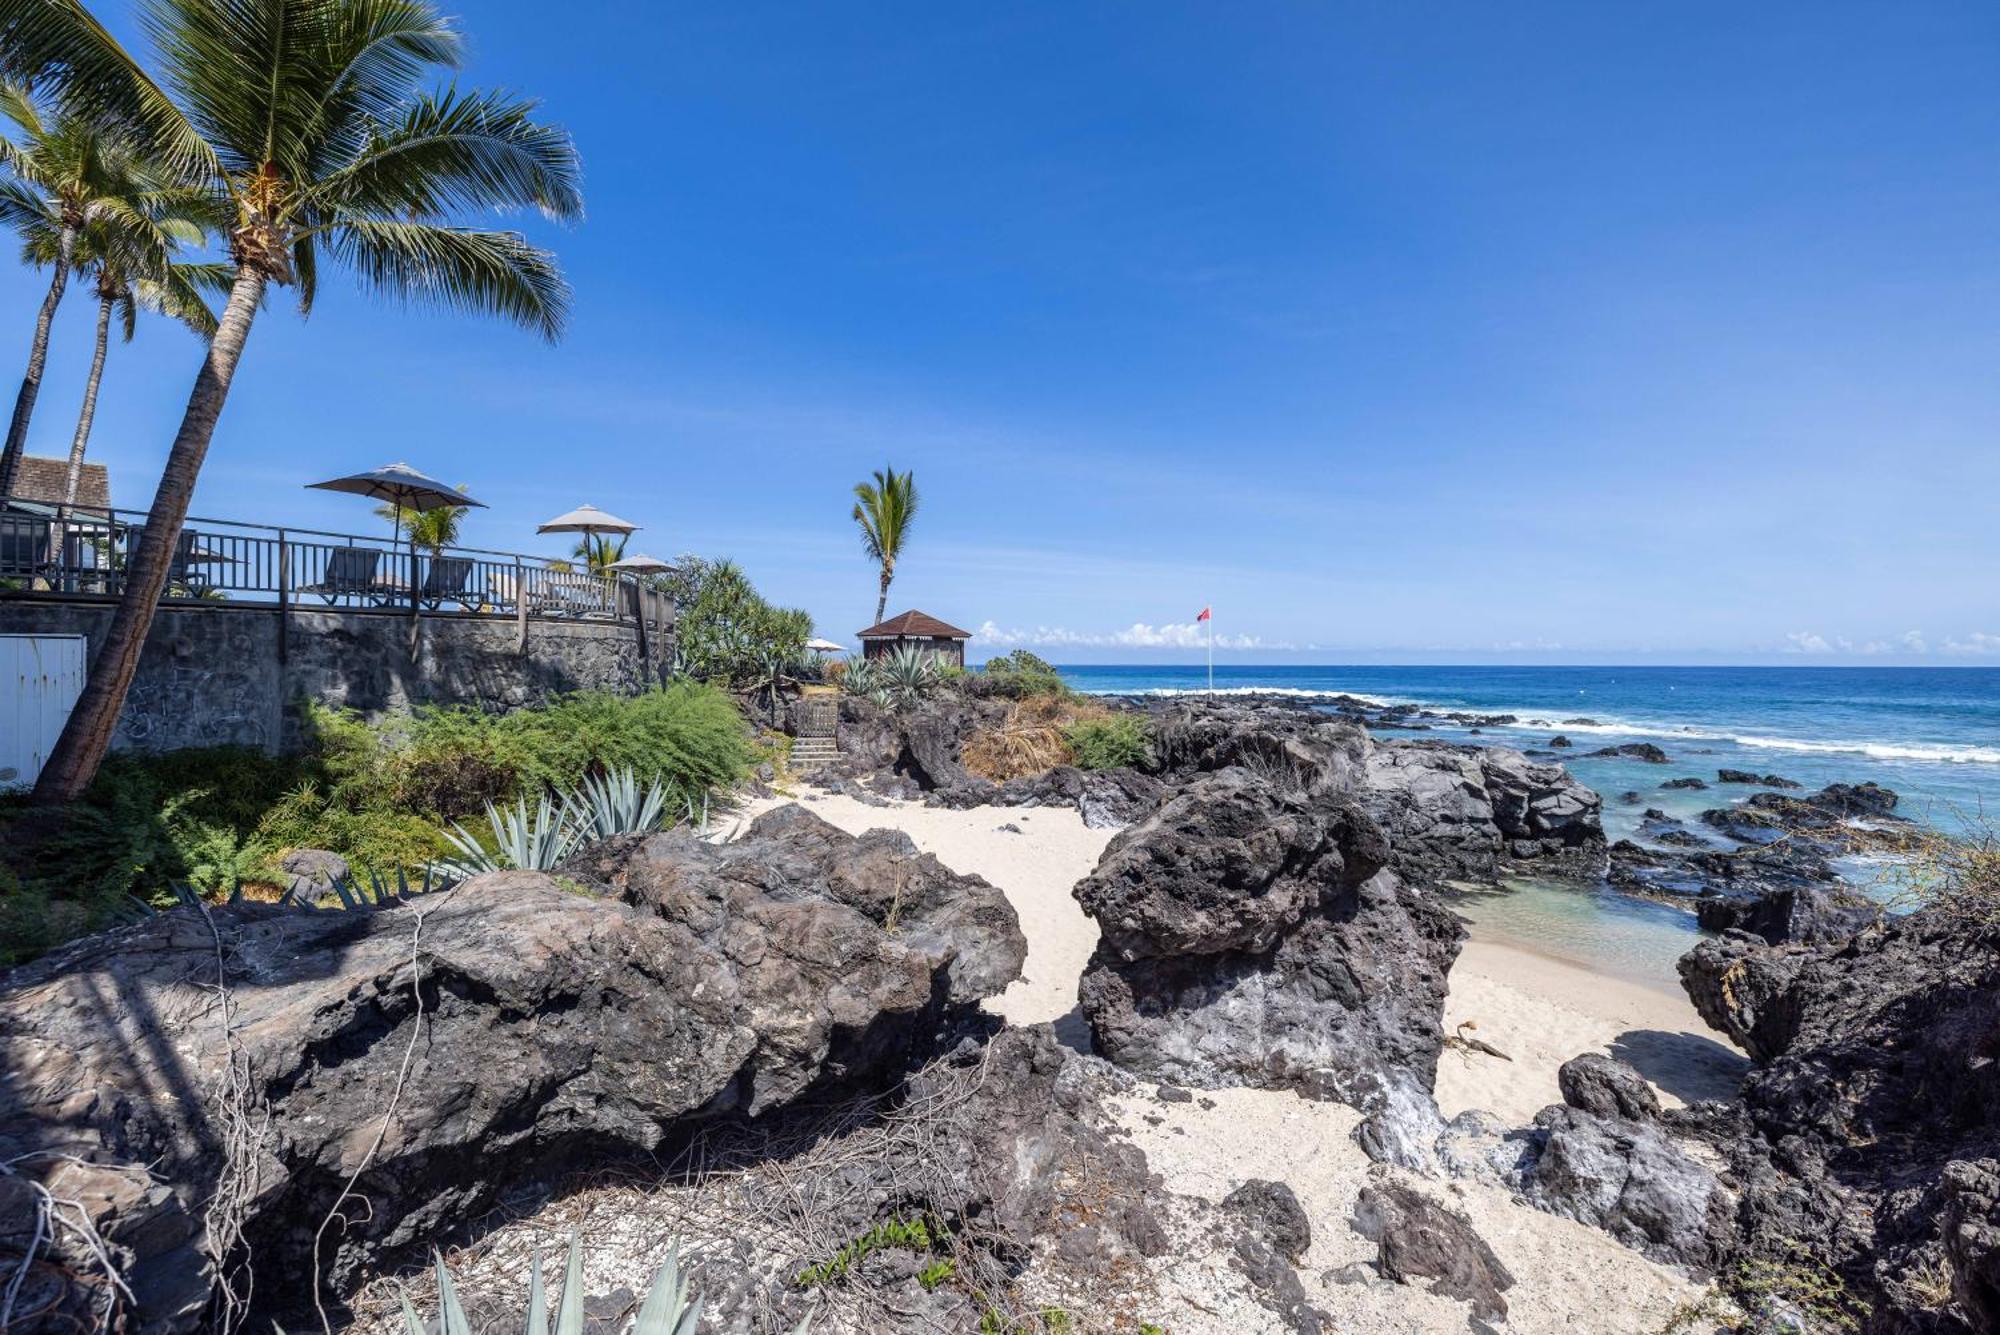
[0, 601, 669, 753]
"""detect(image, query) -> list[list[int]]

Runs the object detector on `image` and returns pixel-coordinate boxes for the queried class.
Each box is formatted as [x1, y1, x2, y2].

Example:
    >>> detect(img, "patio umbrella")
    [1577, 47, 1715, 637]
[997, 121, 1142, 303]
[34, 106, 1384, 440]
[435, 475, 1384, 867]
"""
[308, 462, 484, 614]
[806, 637, 845, 654]
[607, 552, 674, 574]
[538, 504, 639, 572]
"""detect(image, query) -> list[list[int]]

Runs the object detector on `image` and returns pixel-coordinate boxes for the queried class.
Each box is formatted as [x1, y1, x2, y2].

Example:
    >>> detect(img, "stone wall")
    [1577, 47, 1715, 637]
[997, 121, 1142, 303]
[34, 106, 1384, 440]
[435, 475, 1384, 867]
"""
[0, 601, 669, 753]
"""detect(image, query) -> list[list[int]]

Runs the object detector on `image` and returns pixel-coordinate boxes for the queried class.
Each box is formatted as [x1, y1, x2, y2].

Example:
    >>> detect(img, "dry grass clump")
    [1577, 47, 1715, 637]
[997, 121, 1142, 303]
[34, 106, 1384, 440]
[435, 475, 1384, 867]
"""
[1878, 812, 2000, 925]
[961, 697, 1119, 781]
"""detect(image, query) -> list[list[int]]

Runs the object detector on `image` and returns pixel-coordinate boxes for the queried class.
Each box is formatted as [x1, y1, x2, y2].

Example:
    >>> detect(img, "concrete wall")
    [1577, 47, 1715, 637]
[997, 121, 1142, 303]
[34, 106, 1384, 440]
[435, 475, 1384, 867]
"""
[0, 601, 669, 753]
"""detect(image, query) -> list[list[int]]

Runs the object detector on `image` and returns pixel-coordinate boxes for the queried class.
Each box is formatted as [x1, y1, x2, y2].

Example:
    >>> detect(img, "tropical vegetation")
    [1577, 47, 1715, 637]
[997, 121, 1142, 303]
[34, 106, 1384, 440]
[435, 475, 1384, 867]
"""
[1065, 714, 1154, 771]
[404, 1234, 811, 1335]
[851, 464, 918, 625]
[0, 683, 757, 963]
[4, 0, 585, 803]
[376, 487, 472, 554]
[668, 555, 814, 686]
[0, 76, 221, 498]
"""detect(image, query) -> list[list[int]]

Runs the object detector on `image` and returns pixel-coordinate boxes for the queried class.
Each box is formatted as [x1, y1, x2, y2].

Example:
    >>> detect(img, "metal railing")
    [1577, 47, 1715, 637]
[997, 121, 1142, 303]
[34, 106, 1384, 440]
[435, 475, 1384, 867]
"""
[0, 500, 676, 630]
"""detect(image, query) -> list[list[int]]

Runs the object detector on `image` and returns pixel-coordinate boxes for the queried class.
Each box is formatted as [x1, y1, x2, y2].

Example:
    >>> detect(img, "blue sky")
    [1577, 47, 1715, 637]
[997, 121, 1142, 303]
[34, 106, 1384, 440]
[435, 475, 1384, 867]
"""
[7, 1, 2000, 663]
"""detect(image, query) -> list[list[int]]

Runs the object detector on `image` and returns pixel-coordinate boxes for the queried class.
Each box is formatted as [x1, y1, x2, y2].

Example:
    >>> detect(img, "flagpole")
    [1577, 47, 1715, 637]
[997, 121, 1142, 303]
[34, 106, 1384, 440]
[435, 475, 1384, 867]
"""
[1207, 606, 1214, 698]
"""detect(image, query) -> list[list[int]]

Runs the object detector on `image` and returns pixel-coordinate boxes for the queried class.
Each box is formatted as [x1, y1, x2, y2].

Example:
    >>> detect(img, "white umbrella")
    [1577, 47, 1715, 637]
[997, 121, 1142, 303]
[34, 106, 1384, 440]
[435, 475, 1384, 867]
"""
[538, 503, 639, 570]
[607, 552, 674, 574]
[806, 637, 845, 654]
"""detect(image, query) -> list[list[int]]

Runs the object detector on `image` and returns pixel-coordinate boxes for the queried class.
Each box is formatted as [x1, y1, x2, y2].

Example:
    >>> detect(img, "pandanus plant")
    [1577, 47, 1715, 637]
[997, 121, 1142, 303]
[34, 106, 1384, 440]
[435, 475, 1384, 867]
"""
[5, 0, 584, 803]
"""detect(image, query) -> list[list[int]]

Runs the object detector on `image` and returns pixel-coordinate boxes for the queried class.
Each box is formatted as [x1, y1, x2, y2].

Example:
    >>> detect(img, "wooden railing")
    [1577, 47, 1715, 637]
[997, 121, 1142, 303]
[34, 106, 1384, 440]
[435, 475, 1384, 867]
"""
[0, 500, 675, 630]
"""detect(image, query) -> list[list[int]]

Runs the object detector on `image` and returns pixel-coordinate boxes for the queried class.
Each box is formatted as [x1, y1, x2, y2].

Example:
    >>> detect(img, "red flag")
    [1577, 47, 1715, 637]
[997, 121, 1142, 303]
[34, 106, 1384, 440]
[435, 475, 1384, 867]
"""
[1196, 606, 1211, 622]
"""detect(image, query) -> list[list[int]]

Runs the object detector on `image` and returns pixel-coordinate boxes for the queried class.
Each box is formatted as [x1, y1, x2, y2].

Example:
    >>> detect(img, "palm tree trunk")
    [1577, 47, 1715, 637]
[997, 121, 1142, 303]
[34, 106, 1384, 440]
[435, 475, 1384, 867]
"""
[60, 293, 114, 512]
[0, 223, 76, 500]
[875, 562, 893, 625]
[33, 263, 267, 803]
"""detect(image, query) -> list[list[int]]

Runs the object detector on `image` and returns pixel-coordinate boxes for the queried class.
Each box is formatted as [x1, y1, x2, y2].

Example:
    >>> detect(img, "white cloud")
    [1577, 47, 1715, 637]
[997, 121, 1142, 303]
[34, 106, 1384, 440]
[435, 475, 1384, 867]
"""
[1943, 632, 2000, 656]
[975, 619, 1284, 651]
[1784, 631, 1838, 654]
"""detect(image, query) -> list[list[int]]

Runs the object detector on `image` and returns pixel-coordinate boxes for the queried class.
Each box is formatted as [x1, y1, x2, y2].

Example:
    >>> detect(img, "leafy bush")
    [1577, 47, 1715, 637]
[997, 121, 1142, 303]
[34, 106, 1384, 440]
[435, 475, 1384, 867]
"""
[972, 650, 1069, 700]
[665, 556, 813, 686]
[1065, 714, 1154, 771]
[0, 684, 754, 963]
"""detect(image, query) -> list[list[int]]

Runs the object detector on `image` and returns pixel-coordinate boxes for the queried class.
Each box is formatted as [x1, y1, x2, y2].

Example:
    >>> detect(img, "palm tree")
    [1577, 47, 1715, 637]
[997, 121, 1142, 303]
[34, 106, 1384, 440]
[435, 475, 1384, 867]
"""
[8, 0, 583, 803]
[16, 189, 228, 511]
[375, 490, 470, 555]
[852, 465, 918, 626]
[573, 530, 626, 572]
[0, 80, 192, 497]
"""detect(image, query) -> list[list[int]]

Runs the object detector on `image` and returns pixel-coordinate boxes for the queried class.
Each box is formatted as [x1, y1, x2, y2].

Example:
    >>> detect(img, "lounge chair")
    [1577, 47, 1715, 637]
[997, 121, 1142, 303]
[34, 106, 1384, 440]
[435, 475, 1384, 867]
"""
[303, 547, 385, 605]
[418, 555, 475, 609]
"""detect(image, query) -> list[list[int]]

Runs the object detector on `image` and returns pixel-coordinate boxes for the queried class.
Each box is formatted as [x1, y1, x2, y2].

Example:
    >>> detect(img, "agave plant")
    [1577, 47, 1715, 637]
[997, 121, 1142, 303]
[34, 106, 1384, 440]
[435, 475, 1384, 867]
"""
[878, 644, 941, 709]
[566, 766, 672, 841]
[840, 658, 879, 697]
[441, 794, 581, 875]
[281, 866, 458, 912]
[401, 1234, 812, 1335]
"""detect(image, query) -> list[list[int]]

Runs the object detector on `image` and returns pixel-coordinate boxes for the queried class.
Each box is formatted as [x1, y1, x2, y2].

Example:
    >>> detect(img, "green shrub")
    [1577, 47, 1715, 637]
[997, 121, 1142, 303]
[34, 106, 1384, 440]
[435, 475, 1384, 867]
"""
[1065, 714, 1154, 771]
[0, 683, 754, 963]
[974, 650, 1068, 700]
[665, 556, 812, 685]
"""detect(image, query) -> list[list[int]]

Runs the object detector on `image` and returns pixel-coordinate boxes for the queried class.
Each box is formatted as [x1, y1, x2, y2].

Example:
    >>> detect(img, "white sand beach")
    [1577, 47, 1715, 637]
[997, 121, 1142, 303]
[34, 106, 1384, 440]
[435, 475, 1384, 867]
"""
[746, 788, 1735, 1333]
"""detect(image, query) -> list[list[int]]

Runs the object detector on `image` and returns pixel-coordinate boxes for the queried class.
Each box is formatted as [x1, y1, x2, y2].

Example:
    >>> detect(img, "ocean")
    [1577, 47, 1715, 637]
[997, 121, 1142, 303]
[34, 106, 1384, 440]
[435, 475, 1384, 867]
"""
[1058, 664, 2000, 986]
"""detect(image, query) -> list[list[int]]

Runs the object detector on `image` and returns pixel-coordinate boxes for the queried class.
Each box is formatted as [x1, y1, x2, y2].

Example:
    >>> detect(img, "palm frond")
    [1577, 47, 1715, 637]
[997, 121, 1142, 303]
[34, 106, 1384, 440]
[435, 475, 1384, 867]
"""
[308, 86, 583, 223]
[0, 0, 216, 182]
[0, 78, 44, 140]
[307, 0, 463, 143]
[136, 259, 225, 337]
[292, 230, 317, 313]
[0, 174, 52, 237]
[326, 217, 569, 340]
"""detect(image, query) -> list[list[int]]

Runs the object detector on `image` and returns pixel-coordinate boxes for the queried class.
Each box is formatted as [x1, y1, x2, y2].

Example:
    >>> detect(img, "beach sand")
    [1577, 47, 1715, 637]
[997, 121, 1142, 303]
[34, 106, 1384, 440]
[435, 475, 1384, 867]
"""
[746, 788, 1732, 1332]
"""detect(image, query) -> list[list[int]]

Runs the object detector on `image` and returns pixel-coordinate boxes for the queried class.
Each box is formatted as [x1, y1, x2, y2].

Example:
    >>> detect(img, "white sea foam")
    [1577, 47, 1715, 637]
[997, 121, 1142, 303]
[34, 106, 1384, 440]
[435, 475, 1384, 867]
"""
[1491, 718, 2000, 765]
[1083, 685, 1408, 708]
[1079, 685, 2000, 765]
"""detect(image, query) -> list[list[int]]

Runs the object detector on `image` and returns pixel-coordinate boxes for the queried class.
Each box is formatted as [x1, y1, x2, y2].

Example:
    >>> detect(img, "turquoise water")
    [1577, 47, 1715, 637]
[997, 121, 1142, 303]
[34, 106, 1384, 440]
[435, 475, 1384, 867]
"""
[1060, 664, 2000, 982]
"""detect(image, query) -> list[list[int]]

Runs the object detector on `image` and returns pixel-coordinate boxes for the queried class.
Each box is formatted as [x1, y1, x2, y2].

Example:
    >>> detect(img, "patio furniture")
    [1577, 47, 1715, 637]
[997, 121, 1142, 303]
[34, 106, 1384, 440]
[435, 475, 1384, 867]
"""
[533, 568, 612, 618]
[302, 547, 386, 604]
[308, 463, 485, 617]
[0, 513, 52, 583]
[418, 555, 475, 609]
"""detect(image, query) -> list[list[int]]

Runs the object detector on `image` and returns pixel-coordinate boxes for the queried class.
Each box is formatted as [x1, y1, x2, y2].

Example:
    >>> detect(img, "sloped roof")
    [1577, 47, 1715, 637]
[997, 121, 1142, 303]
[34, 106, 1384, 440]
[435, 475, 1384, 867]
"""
[10, 456, 109, 511]
[856, 609, 973, 640]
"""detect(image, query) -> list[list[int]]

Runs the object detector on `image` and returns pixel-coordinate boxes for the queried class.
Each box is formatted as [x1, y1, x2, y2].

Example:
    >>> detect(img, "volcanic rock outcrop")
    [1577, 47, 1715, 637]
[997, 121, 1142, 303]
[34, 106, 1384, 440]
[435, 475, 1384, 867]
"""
[0, 808, 1025, 1331]
[1677, 909, 2000, 1331]
[1360, 740, 1605, 883]
[1072, 760, 1465, 1125]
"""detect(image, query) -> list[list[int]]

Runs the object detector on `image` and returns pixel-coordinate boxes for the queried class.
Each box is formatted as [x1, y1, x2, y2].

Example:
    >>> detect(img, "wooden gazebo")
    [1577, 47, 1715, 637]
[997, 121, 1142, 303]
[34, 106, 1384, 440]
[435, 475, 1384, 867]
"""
[856, 609, 972, 668]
